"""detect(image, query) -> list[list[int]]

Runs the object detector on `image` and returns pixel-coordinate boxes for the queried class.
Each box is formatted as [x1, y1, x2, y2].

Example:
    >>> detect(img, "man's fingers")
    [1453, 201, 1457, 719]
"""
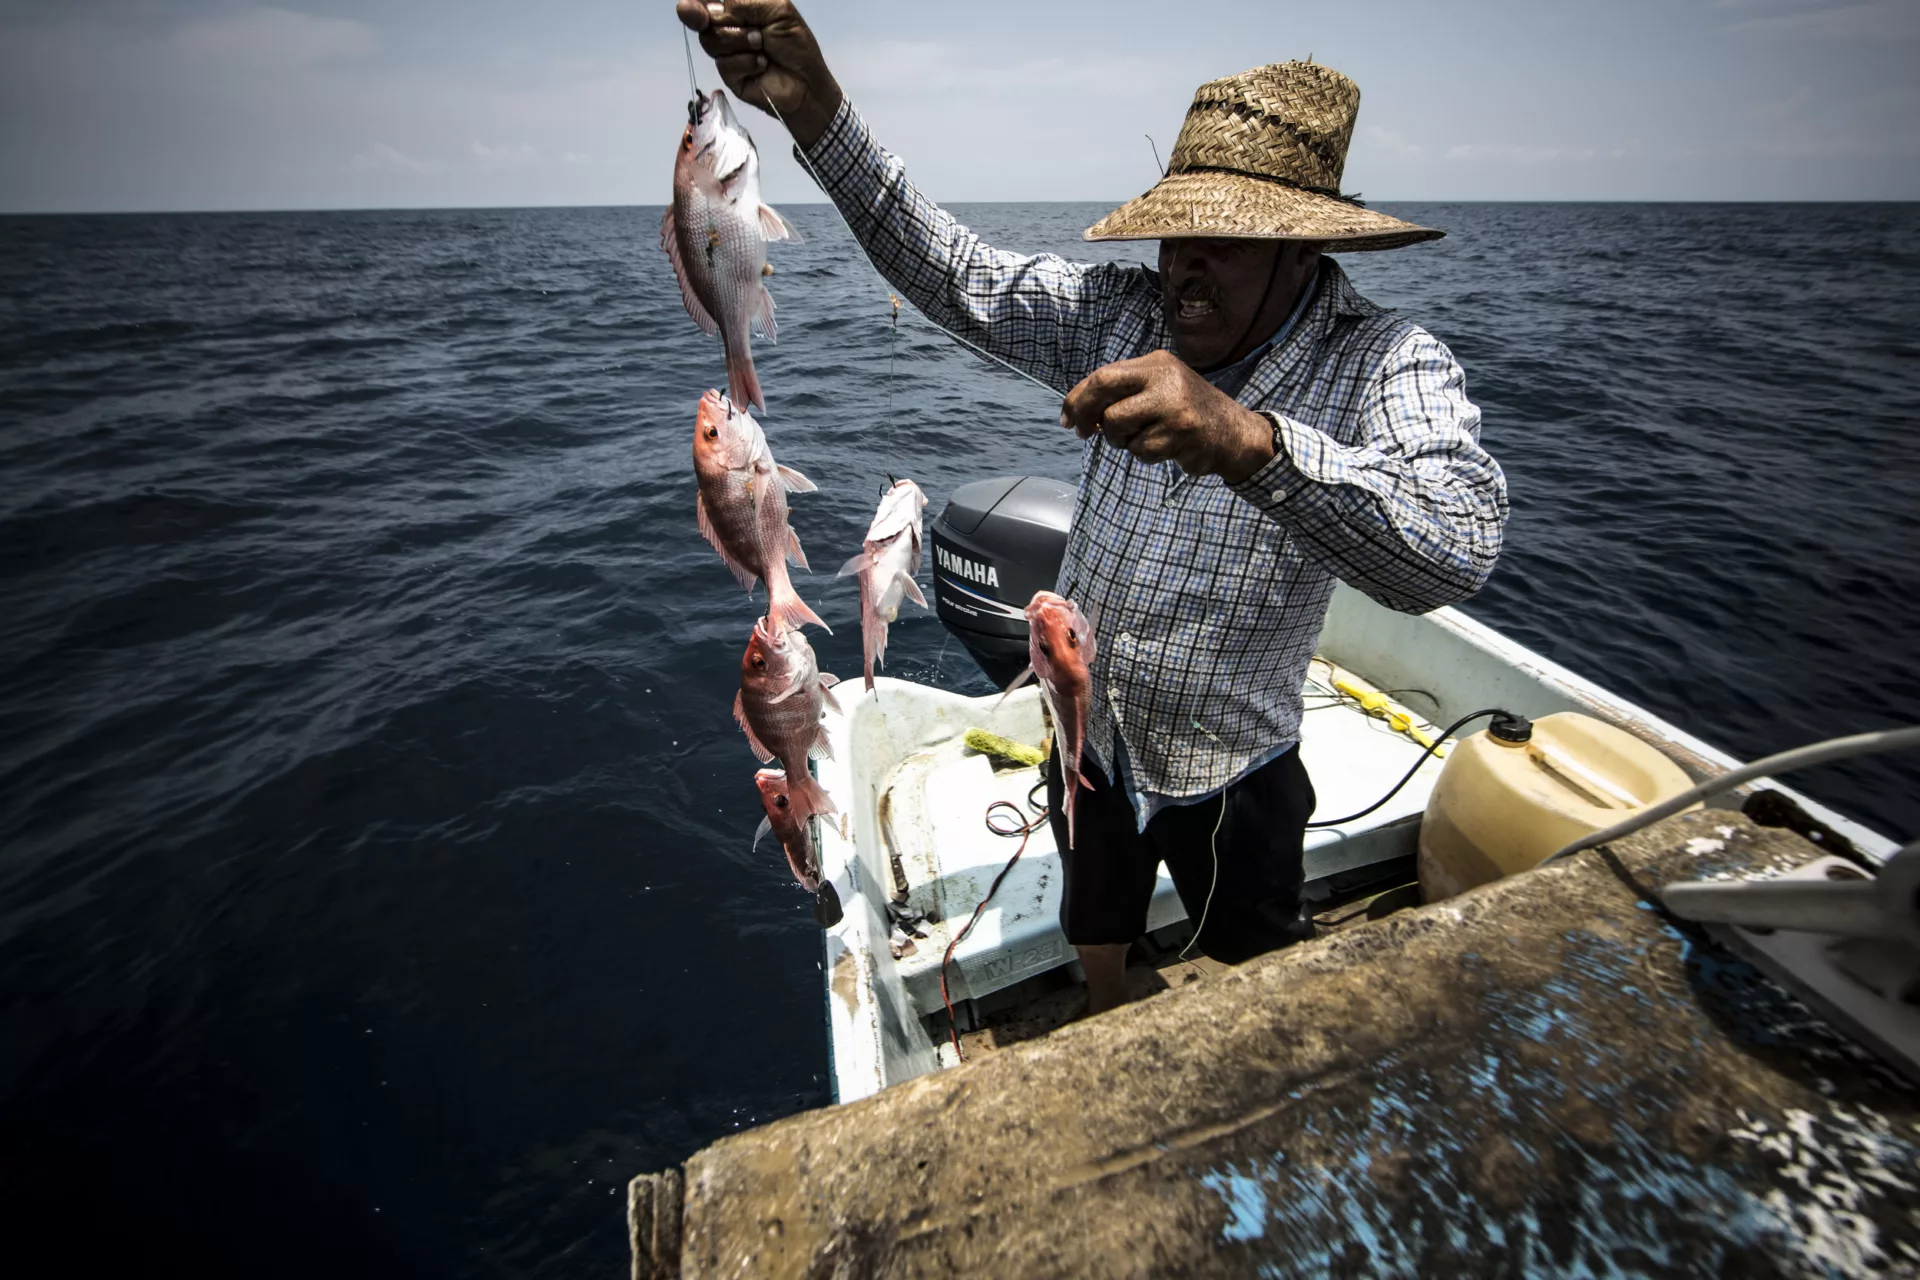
[1096, 390, 1160, 443]
[1127, 425, 1185, 465]
[701, 24, 757, 54]
[693, 0, 795, 27]
[1061, 361, 1151, 436]
[713, 52, 768, 80]
[675, 0, 711, 32]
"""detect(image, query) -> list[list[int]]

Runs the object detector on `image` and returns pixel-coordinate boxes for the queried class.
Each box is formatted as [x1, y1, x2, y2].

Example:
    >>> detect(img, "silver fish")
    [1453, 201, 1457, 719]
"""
[662, 88, 799, 413]
[836, 479, 928, 691]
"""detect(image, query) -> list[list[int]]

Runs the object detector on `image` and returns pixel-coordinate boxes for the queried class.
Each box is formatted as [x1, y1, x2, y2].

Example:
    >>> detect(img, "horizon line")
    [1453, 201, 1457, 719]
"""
[4, 197, 1919, 218]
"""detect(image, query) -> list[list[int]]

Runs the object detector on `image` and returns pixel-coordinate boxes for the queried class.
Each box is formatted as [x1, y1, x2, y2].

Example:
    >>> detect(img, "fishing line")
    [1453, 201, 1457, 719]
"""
[682, 25, 700, 98]
[1178, 787, 1229, 964]
[1178, 717, 1230, 963]
[886, 293, 902, 475]
[764, 98, 1067, 407]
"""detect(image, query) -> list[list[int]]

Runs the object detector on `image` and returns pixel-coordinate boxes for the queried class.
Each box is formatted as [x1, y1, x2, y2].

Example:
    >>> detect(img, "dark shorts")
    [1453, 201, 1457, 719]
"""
[1047, 745, 1317, 965]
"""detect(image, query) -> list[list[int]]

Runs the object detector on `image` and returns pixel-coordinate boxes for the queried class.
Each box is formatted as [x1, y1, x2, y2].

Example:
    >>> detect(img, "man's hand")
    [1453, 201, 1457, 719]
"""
[675, 0, 843, 148]
[1060, 351, 1277, 483]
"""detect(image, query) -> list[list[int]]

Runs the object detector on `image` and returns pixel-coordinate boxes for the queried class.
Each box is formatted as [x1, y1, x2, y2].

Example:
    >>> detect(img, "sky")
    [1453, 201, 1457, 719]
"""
[1, 0, 1916, 212]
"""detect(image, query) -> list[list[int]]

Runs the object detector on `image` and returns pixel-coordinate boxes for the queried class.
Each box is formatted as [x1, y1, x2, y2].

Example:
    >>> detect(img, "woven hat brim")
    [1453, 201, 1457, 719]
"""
[1084, 170, 1442, 252]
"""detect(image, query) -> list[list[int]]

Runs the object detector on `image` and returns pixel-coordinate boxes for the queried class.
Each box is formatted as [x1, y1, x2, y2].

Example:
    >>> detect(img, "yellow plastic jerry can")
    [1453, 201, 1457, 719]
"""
[1418, 711, 1697, 902]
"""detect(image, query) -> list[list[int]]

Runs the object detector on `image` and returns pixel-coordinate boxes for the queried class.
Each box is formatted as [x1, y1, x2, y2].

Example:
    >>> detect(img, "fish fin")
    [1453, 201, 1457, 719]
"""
[837, 551, 872, 578]
[766, 678, 804, 706]
[899, 573, 927, 608]
[819, 679, 842, 715]
[786, 527, 810, 572]
[753, 815, 772, 850]
[776, 464, 816, 494]
[808, 721, 835, 762]
[734, 691, 775, 763]
[768, 584, 830, 636]
[997, 665, 1036, 704]
[786, 768, 836, 819]
[748, 283, 778, 344]
[818, 673, 841, 688]
[659, 207, 720, 337]
[726, 348, 765, 416]
[758, 203, 801, 243]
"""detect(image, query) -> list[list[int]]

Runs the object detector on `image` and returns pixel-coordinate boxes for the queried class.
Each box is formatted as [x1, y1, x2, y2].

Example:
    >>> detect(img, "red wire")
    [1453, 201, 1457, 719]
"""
[940, 797, 1048, 1063]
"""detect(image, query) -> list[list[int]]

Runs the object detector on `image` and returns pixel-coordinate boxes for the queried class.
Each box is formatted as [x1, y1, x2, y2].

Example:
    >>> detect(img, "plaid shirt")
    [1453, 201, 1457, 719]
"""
[802, 102, 1509, 800]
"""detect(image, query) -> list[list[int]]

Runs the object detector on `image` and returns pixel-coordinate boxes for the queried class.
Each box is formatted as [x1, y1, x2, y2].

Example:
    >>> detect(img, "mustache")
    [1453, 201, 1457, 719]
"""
[1167, 281, 1223, 306]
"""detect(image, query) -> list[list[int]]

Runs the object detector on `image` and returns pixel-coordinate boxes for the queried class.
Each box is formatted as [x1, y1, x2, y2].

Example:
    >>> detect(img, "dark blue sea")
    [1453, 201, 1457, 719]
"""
[3, 202, 1916, 1276]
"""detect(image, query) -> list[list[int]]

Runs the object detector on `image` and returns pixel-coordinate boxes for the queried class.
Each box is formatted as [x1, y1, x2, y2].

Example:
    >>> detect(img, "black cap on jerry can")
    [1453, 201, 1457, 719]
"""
[1488, 712, 1534, 745]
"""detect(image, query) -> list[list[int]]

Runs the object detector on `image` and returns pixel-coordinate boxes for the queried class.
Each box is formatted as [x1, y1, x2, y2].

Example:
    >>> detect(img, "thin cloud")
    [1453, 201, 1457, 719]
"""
[173, 6, 379, 65]
[1726, 1, 1920, 40]
[469, 141, 542, 171]
[348, 143, 436, 174]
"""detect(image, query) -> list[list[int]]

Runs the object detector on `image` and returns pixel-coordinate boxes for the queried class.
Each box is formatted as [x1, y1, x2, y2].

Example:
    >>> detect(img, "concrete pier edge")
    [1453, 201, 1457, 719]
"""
[630, 811, 1920, 1277]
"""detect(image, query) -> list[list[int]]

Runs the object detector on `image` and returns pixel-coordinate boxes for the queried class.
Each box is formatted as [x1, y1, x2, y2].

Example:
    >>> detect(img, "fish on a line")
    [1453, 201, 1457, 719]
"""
[839, 479, 930, 692]
[692, 389, 828, 636]
[662, 88, 799, 414]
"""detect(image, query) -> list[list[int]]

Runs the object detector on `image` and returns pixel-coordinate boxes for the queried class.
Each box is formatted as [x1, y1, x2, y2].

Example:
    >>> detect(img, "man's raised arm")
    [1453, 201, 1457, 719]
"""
[676, 0, 1140, 395]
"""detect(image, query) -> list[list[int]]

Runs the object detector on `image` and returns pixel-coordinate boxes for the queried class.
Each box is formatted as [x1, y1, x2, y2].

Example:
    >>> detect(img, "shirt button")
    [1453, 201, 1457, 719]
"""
[1270, 488, 1286, 502]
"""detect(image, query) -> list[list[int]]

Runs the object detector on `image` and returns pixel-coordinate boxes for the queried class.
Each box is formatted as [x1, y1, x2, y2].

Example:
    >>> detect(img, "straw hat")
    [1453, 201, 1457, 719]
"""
[1085, 61, 1441, 252]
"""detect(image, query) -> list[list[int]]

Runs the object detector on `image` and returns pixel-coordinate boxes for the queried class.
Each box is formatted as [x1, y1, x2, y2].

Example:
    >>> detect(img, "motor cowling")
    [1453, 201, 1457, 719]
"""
[929, 476, 1075, 689]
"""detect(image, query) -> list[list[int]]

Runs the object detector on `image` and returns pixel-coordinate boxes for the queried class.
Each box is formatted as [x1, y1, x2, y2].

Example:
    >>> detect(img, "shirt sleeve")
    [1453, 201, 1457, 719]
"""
[1229, 327, 1509, 613]
[797, 99, 1144, 395]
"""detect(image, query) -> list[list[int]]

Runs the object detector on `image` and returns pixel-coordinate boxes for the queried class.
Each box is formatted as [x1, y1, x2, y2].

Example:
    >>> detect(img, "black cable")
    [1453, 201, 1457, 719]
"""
[1305, 708, 1512, 828]
[941, 777, 1051, 1062]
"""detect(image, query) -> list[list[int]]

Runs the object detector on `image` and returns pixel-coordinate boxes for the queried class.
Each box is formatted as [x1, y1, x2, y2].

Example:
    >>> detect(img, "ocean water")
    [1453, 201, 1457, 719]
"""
[2, 201, 1916, 1276]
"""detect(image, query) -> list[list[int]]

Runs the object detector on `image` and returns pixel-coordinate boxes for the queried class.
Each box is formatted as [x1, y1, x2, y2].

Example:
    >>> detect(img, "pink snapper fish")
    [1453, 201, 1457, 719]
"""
[837, 479, 929, 691]
[662, 88, 799, 414]
[753, 768, 820, 893]
[692, 389, 827, 635]
[1005, 591, 1098, 851]
[736, 616, 840, 820]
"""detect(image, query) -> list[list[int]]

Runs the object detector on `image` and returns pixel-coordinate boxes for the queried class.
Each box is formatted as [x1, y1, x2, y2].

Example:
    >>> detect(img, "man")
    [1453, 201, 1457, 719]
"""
[678, 1, 1509, 1013]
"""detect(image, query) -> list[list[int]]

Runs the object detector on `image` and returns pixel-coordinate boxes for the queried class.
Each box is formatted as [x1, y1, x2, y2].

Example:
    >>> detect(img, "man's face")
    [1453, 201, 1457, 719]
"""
[1158, 237, 1320, 371]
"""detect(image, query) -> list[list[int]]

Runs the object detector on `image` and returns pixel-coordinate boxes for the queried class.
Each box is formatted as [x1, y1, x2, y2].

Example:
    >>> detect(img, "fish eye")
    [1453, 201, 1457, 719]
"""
[774, 795, 788, 809]
[752, 654, 765, 668]
[704, 426, 718, 440]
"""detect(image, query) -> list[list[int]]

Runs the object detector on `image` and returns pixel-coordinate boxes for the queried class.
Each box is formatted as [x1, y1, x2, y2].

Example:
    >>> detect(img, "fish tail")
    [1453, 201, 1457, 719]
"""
[862, 587, 886, 693]
[786, 768, 837, 820]
[727, 347, 764, 415]
[767, 580, 830, 636]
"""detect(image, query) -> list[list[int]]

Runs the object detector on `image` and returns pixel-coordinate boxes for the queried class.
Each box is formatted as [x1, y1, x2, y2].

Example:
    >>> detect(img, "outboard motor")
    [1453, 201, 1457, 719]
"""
[929, 476, 1075, 688]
